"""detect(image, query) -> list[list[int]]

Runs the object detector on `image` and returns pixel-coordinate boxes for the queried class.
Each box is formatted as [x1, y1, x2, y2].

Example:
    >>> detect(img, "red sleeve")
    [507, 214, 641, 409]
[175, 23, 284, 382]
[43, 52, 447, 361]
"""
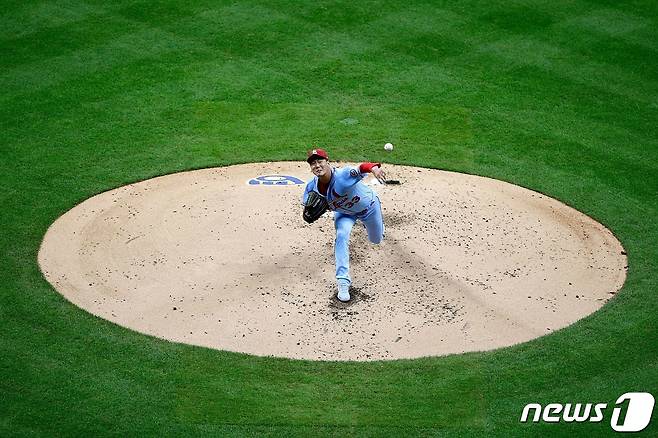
[359, 162, 381, 173]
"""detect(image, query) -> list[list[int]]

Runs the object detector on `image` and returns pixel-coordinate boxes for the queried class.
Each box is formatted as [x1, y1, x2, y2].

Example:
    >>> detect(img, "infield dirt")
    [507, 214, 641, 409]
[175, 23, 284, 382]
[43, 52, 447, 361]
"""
[38, 162, 627, 361]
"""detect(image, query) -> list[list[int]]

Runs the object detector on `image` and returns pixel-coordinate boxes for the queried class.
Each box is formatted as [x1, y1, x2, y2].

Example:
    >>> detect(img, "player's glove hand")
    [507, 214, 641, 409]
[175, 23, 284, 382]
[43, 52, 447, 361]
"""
[303, 191, 329, 223]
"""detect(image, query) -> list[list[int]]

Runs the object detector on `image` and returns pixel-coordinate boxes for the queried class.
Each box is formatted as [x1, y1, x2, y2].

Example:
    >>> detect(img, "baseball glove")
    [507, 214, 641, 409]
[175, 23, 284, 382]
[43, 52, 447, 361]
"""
[303, 191, 329, 223]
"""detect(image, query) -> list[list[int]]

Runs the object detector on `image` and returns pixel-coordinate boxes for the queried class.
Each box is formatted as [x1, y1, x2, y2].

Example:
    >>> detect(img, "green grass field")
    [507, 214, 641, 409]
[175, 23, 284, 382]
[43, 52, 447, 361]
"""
[2, 0, 657, 436]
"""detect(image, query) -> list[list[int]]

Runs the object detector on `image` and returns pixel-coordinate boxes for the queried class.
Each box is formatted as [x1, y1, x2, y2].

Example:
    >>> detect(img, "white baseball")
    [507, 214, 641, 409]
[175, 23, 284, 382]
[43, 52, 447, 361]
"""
[384, 142, 394, 151]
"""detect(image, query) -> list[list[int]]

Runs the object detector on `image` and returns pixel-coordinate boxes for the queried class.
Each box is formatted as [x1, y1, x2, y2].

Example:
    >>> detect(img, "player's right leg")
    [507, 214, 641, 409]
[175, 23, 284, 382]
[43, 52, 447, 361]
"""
[362, 197, 384, 244]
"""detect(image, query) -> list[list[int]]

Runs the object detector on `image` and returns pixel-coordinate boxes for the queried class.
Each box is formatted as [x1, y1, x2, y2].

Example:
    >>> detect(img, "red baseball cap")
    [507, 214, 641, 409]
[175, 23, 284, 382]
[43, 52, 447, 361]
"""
[307, 148, 329, 163]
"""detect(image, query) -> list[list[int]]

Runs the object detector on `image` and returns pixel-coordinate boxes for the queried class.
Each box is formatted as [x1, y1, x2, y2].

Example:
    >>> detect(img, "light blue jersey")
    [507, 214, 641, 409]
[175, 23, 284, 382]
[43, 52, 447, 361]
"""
[302, 166, 378, 217]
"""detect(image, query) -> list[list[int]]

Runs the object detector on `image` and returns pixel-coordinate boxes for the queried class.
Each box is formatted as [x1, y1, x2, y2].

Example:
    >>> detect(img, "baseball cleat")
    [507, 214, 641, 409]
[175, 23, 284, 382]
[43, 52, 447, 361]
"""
[337, 282, 350, 302]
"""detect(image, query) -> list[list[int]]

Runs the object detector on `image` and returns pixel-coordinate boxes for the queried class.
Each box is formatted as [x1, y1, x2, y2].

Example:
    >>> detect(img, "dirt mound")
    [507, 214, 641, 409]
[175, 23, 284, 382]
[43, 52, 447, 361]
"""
[38, 162, 627, 361]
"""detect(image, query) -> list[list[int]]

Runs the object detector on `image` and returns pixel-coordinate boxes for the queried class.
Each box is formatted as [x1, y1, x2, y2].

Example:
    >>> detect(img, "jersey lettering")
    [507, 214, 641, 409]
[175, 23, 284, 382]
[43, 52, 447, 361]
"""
[344, 196, 360, 209]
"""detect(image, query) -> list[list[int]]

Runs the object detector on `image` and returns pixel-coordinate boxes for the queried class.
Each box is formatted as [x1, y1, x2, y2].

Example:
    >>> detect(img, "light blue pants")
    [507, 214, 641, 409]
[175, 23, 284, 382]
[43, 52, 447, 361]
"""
[334, 197, 384, 285]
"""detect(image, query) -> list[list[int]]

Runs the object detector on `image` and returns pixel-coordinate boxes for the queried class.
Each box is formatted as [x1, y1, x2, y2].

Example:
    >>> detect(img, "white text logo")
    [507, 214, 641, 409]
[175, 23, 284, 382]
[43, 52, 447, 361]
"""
[520, 392, 654, 432]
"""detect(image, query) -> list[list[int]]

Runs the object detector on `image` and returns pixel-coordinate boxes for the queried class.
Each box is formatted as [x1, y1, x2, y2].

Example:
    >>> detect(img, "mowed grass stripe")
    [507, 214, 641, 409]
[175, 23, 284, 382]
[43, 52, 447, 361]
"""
[0, 0, 113, 41]
[0, 23, 203, 98]
[477, 36, 658, 104]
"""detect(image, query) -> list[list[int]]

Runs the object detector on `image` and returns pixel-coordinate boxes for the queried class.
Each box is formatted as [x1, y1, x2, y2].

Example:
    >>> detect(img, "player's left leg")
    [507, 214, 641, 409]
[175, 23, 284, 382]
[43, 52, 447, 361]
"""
[334, 212, 357, 285]
[334, 212, 356, 302]
[362, 197, 384, 244]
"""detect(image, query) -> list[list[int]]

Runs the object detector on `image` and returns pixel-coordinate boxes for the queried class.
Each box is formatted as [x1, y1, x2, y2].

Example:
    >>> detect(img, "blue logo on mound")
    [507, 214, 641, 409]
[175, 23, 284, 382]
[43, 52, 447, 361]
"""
[248, 175, 305, 186]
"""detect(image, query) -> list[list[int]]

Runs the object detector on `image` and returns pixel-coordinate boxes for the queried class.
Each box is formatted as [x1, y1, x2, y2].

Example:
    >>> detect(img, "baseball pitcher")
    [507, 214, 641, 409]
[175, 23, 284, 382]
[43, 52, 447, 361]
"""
[302, 148, 386, 302]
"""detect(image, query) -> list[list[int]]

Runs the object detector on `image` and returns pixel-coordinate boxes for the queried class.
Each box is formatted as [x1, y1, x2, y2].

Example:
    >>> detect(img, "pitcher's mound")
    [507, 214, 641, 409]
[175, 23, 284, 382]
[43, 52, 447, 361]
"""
[38, 162, 626, 361]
